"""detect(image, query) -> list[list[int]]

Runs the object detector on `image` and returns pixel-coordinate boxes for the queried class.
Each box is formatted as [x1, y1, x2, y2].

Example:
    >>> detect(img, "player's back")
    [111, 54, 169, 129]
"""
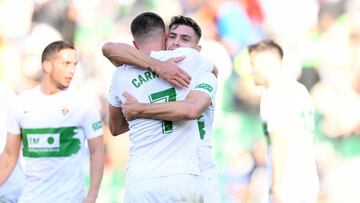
[110, 48, 213, 185]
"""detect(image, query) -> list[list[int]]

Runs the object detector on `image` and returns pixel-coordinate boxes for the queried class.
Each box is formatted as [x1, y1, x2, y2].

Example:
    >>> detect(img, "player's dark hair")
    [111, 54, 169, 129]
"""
[41, 40, 75, 63]
[169, 15, 202, 42]
[248, 39, 284, 59]
[131, 12, 166, 40]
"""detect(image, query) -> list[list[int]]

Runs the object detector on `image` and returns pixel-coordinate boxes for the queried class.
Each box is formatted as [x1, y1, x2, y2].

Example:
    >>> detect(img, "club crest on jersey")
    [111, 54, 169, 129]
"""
[62, 107, 69, 115]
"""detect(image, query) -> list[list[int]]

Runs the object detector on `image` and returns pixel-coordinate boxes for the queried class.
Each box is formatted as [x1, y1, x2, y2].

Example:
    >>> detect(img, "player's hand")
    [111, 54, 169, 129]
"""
[152, 56, 191, 88]
[122, 91, 140, 121]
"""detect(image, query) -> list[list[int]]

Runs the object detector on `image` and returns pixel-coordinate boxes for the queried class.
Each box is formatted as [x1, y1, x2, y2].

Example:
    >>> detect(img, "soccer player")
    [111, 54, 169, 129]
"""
[0, 41, 104, 203]
[248, 39, 319, 203]
[0, 82, 25, 202]
[105, 13, 216, 202]
[119, 15, 221, 203]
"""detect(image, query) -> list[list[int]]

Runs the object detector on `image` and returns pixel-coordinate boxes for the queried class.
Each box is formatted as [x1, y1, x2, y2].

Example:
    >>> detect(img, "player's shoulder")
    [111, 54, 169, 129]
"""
[65, 88, 99, 109]
[8, 86, 40, 109]
[286, 80, 311, 97]
[112, 64, 145, 83]
[175, 47, 199, 55]
[65, 87, 91, 98]
[294, 81, 309, 92]
[0, 81, 15, 100]
[0, 81, 14, 94]
[114, 64, 145, 74]
[114, 64, 131, 74]
[17, 86, 40, 99]
[151, 48, 200, 59]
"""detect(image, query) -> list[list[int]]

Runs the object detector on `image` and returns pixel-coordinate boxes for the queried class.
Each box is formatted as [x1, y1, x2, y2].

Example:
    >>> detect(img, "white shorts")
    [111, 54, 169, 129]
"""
[199, 146, 221, 203]
[201, 173, 221, 203]
[124, 174, 203, 203]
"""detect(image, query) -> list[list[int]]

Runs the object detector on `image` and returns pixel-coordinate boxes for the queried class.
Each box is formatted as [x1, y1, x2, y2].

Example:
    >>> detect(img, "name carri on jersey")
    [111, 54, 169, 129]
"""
[132, 71, 159, 88]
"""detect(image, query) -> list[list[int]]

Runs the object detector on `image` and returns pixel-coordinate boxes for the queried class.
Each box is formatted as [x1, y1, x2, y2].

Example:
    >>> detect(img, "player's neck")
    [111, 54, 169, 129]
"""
[268, 74, 288, 88]
[40, 78, 64, 95]
[140, 40, 164, 54]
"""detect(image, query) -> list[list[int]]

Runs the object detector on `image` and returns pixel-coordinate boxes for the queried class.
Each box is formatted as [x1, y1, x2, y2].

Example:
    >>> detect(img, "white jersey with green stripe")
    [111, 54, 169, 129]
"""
[260, 79, 319, 196]
[108, 47, 214, 185]
[5, 86, 103, 203]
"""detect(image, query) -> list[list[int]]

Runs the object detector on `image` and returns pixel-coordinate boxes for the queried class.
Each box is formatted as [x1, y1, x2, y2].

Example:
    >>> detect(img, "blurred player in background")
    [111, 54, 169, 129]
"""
[248, 39, 319, 203]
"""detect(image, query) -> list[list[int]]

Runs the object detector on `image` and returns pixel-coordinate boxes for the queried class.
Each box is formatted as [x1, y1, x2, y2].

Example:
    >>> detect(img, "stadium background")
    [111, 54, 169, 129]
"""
[1, 0, 360, 202]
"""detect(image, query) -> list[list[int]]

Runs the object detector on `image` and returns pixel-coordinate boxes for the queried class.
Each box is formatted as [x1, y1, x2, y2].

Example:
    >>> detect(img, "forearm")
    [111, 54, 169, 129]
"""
[124, 91, 211, 121]
[109, 119, 129, 136]
[269, 132, 287, 191]
[102, 42, 158, 70]
[0, 134, 21, 186]
[86, 137, 104, 201]
[108, 105, 129, 136]
[0, 152, 18, 186]
[138, 101, 198, 121]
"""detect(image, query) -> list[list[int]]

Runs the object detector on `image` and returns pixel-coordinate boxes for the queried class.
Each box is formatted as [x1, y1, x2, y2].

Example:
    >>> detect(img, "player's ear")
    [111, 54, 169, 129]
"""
[43, 61, 51, 73]
[133, 40, 139, 50]
[162, 32, 167, 42]
[195, 44, 201, 52]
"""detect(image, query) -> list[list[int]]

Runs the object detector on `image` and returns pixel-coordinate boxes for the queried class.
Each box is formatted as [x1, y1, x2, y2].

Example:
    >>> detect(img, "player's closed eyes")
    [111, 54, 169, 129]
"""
[182, 37, 190, 42]
[168, 34, 176, 39]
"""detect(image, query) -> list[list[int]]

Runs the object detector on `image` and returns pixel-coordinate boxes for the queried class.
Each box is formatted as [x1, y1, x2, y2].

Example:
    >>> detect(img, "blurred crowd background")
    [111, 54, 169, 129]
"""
[1, 0, 360, 202]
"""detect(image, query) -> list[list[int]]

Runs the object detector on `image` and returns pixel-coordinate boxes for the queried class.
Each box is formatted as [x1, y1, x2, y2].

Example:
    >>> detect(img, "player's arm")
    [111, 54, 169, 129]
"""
[108, 104, 129, 136]
[122, 91, 211, 121]
[269, 131, 287, 202]
[84, 135, 104, 203]
[0, 133, 21, 186]
[102, 42, 191, 88]
[122, 72, 217, 121]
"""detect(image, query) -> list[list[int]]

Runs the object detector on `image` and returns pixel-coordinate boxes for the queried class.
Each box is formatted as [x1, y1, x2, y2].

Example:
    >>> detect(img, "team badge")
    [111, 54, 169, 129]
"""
[62, 107, 69, 115]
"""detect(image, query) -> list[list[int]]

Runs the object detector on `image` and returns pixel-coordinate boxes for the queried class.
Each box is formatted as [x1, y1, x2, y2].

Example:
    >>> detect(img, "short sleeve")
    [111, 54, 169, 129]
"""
[107, 85, 122, 107]
[193, 72, 217, 105]
[5, 99, 22, 135]
[107, 68, 124, 108]
[81, 97, 103, 139]
[1, 87, 17, 152]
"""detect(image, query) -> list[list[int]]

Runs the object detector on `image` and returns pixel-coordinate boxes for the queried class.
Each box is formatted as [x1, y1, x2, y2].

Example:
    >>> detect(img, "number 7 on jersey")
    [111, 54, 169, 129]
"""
[148, 87, 177, 134]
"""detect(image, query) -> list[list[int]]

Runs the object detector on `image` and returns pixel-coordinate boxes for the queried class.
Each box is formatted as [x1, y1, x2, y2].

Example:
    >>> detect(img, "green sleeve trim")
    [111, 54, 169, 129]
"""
[195, 83, 213, 93]
[92, 121, 102, 131]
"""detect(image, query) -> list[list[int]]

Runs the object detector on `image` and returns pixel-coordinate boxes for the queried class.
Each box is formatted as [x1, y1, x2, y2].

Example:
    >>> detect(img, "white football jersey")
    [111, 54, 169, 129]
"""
[260, 80, 319, 199]
[6, 86, 103, 203]
[108, 47, 214, 185]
